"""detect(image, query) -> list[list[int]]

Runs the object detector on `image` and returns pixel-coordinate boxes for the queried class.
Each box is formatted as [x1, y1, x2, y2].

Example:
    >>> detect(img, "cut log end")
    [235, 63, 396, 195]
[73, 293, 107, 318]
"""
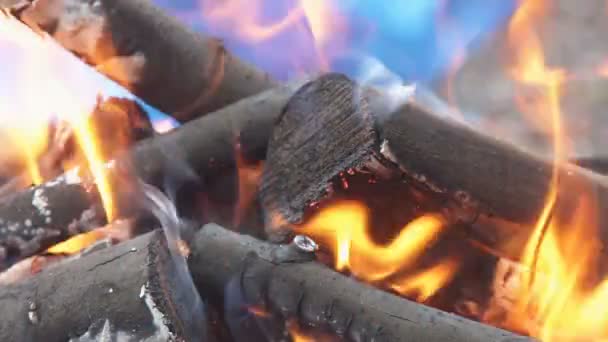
[0, 230, 207, 342]
[260, 74, 379, 238]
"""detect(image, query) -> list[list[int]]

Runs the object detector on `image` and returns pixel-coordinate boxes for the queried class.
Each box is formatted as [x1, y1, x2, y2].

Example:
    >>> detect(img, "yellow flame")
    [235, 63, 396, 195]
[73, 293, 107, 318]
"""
[71, 117, 116, 221]
[0, 14, 121, 226]
[298, 201, 457, 300]
[391, 258, 461, 302]
[46, 230, 105, 254]
[491, 0, 608, 339]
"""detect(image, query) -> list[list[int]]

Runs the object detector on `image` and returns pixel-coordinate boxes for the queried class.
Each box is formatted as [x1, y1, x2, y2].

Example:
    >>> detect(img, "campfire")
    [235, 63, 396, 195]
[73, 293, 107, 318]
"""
[0, 0, 607, 341]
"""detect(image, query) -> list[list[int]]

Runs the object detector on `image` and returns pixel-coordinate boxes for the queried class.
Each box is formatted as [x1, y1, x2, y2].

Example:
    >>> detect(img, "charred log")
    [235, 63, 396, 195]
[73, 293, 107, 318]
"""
[0, 82, 301, 270]
[259, 73, 608, 263]
[9, 0, 276, 122]
[0, 229, 207, 342]
[189, 223, 532, 342]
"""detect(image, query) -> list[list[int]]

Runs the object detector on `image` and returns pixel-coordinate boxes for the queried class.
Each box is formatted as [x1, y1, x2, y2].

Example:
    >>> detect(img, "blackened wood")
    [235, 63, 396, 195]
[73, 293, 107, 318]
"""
[189, 223, 532, 342]
[0, 230, 207, 342]
[12, 0, 276, 122]
[259, 73, 608, 263]
[0, 83, 301, 270]
[260, 74, 377, 230]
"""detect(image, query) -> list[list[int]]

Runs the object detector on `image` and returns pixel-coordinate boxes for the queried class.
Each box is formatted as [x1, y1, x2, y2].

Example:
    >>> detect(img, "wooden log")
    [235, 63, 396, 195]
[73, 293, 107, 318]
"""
[9, 0, 277, 122]
[0, 229, 207, 342]
[259, 73, 608, 263]
[0, 82, 302, 270]
[188, 223, 532, 342]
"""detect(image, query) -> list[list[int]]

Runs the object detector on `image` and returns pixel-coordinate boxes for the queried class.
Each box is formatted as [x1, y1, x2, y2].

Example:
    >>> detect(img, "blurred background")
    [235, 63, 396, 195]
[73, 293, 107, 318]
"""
[150, 0, 608, 157]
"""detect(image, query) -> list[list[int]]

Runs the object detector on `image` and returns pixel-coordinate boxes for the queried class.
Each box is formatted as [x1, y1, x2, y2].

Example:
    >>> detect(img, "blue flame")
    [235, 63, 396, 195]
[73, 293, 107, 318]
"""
[0, 0, 518, 133]
[157, 0, 517, 83]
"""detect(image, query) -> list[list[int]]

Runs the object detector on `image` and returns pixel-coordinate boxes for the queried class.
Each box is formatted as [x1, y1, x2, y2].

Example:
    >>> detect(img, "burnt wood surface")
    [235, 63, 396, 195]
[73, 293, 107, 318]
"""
[0, 230, 207, 342]
[189, 223, 532, 342]
[0, 82, 302, 270]
[260, 73, 608, 262]
[259, 74, 378, 238]
[9, 0, 276, 122]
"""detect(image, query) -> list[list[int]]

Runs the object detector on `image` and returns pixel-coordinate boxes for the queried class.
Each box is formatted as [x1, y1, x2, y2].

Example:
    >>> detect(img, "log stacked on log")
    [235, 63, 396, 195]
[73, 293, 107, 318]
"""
[9, 0, 277, 122]
[0, 223, 532, 342]
[259, 73, 608, 266]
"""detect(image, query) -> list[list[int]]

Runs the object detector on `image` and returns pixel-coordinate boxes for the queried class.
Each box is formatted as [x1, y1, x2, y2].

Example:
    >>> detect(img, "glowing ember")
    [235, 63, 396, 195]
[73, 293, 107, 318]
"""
[297, 201, 457, 301]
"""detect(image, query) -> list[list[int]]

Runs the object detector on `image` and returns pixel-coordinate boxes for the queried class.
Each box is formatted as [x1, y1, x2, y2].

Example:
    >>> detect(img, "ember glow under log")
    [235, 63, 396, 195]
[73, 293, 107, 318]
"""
[260, 73, 608, 265]
[0, 230, 207, 342]
[188, 223, 531, 342]
[8, 0, 277, 122]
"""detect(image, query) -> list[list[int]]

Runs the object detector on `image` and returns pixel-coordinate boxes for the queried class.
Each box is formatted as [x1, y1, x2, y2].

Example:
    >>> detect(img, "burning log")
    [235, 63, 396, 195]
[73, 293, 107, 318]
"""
[259, 73, 608, 262]
[8, 0, 277, 122]
[0, 96, 154, 195]
[0, 82, 302, 269]
[189, 223, 531, 342]
[0, 229, 207, 342]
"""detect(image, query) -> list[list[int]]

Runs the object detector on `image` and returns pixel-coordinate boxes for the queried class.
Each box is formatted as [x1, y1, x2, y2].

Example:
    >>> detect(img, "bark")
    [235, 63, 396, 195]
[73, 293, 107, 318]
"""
[0, 229, 207, 342]
[9, 0, 277, 122]
[188, 223, 532, 342]
[0, 82, 302, 270]
[259, 73, 608, 262]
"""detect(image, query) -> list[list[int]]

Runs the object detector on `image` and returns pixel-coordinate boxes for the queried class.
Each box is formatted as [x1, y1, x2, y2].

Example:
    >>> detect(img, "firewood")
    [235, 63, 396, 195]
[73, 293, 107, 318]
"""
[188, 223, 532, 342]
[259, 73, 608, 263]
[0, 229, 207, 342]
[8, 0, 277, 122]
[0, 82, 302, 270]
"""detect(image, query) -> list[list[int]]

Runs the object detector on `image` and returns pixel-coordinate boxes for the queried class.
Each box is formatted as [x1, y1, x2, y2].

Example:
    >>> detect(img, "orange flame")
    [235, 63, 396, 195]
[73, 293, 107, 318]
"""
[0, 14, 124, 234]
[491, 0, 608, 339]
[297, 201, 457, 300]
[46, 230, 105, 255]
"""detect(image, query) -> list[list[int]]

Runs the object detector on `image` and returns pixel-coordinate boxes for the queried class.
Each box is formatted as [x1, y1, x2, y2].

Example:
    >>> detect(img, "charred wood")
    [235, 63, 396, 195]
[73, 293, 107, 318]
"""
[0, 83, 301, 270]
[188, 223, 532, 342]
[9, 0, 277, 122]
[0, 229, 207, 342]
[259, 73, 608, 265]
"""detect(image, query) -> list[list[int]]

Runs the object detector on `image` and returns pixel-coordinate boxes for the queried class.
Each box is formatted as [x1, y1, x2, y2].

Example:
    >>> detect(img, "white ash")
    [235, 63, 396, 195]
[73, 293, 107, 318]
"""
[27, 301, 39, 325]
[31, 188, 49, 217]
[69, 319, 138, 342]
[45, 167, 82, 187]
[379, 140, 398, 164]
[7, 222, 19, 233]
[140, 283, 175, 341]
[22, 0, 104, 60]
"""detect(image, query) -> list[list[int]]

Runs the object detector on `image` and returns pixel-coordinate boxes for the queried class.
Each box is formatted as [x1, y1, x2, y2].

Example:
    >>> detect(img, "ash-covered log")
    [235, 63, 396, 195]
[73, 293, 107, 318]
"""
[189, 223, 531, 342]
[259, 73, 608, 262]
[8, 0, 276, 122]
[0, 229, 207, 342]
[0, 82, 302, 270]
